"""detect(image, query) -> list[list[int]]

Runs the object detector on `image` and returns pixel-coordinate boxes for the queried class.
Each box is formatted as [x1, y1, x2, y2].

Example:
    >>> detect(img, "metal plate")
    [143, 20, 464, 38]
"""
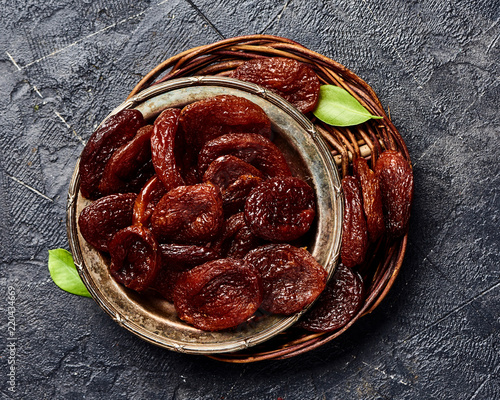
[67, 76, 343, 354]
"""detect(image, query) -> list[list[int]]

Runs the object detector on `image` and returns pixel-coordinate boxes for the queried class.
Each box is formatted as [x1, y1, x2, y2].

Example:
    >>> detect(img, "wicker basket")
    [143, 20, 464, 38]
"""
[127, 34, 411, 362]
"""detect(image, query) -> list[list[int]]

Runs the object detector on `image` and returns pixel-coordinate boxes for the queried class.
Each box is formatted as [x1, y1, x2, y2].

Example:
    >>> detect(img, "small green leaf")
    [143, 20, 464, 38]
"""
[48, 249, 91, 298]
[313, 85, 383, 127]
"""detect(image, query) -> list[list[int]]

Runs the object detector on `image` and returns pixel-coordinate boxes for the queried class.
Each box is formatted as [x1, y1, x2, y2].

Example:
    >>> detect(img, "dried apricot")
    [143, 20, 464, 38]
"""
[203, 155, 264, 190]
[98, 125, 154, 196]
[211, 213, 263, 259]
[132, 176, 168, 227]
[151, 183, 224, 244]
[198, 133, 291, 178]
[231, 57, 320, 113]
[151, 244, 219, 302]
[203, 155, 264, 215]
[340, 176, 368, 268]
[80, 109, 145, 199]
[179, 94, 272, 156]
[244, 244, 327, 315]
[222, 174, 264, 216]
[375, 150, 414, 238]
[159, 244, 220, 266]
[109, 225, 160, 292]
[78, 193, 136, 252]
[353, 157, 385, 242]
[244, 177, 315, 242]
[299, 263, 364, 332]
[151, 108, 185, 191]
[173, 259, 263, 331]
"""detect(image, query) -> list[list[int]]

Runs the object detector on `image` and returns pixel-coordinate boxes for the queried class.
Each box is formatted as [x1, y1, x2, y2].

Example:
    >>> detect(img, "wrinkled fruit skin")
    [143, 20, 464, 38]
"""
[173, 259, 263, 331]
[231, 57, 320, 114]
[341, 176, 368, 268]
[159, 244, 219, 266]
[203, 155, 264, 215]
[203, 155, 264, 190]
[222, 174, 264, 216]
[299, 263, 364, 332]
[151, 244, 219, 302]
[353, 157, 385, 242]
[108, 225, 160, 292]
[98, 125, 154, 196]
[198, 133, 292, 178]
[180, 94, 272, 156]
[211, 212, 263, 259]
[245, 177, 316, 242]
[244, 244, 327, 315]
[80, 109, 145, 199]
[132, 175, 168, 227]
[78, 193, 137, 252]
[151, 108, 185, 191]
[375, 150, 414, 238]
[151, 183, 224, 244]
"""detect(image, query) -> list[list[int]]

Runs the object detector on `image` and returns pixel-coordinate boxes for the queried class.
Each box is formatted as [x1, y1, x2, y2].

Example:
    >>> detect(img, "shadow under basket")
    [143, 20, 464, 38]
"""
[125, 34, 410, 362]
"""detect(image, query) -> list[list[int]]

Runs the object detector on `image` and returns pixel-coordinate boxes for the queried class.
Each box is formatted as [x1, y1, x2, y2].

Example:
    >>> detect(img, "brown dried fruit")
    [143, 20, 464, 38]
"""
[353, 157, 385, 242]
[80, 109, 145, 199]
[222, 174, 264, 216]
[211, 213, 263, 259]
[151, 108, 185, 191]
[340, 176, 368, 268]
[132, 176, 168, 227]
[78, 193, 136, 252]
[151, 183, 224, 244]
[299, 263, 364, 332]
[203, 155, 264, 190]
[159, 244, 220, 266]
[244, 244, 327, 315]
[244, 177, 316, 242]
[203, 155, 264, 215]
[173, 259, 263, 331]
[99, 125, 154, 196]
[375, 150, 414, 238]
[109, 225, 160, 292]
[231, 57, 320, 113]
[151, 244, 219, 302]
[198, 133, 292, 178]
[179, 94, 272, 156]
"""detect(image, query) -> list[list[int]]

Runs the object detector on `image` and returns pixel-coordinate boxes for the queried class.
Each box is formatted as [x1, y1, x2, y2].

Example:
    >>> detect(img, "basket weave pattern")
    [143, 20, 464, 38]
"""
[128, 35, 410, 362]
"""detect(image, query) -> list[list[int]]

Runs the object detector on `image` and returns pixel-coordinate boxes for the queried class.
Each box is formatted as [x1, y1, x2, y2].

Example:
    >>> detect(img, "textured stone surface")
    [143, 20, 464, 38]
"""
[0, 0, 499, 399]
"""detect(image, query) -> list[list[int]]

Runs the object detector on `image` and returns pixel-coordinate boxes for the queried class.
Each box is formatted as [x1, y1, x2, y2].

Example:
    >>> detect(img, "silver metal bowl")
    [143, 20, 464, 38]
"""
[67, 76, 343, 354]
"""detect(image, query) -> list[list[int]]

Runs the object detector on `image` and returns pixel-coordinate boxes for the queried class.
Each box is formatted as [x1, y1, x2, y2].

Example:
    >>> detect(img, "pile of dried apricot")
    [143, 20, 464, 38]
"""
[78, 86, 328, 331]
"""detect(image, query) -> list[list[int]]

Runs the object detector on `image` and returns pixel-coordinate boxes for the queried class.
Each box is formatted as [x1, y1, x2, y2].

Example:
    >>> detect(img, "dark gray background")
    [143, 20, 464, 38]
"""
[1, 0, 498, 399]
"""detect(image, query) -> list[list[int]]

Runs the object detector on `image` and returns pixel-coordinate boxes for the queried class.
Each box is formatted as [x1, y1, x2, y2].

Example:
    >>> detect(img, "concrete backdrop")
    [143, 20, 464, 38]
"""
[0, 0, 498, 399]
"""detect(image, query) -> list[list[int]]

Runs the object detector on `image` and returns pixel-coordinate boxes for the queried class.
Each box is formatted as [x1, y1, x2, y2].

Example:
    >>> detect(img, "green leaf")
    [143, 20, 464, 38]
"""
[313, 85, 383, 127]
[48, 249, 91, 298]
